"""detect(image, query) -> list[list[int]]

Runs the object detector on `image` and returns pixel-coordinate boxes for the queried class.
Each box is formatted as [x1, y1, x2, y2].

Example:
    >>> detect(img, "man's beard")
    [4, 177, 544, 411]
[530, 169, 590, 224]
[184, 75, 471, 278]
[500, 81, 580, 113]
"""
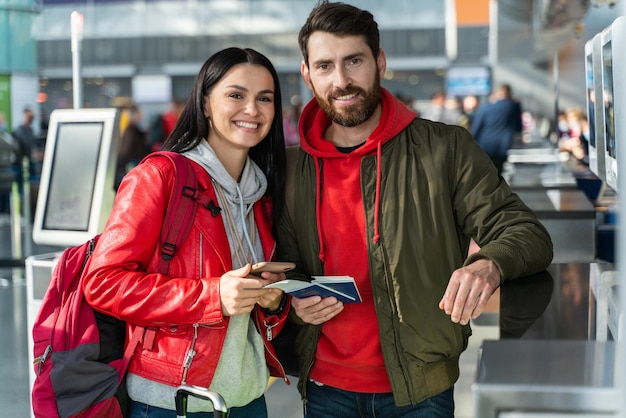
[313, 74, 382, 128]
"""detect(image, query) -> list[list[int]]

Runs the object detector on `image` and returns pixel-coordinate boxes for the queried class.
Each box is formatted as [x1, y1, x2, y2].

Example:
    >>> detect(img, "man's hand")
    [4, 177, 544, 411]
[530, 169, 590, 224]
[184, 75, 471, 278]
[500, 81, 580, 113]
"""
[291, 295, 343, 325]
[439, 258, 501, 325]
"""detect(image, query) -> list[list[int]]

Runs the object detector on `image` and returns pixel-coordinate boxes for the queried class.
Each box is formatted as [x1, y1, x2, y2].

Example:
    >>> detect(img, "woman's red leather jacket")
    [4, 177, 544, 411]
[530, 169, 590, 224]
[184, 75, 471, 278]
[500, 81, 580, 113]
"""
[83, 154, 289, 387]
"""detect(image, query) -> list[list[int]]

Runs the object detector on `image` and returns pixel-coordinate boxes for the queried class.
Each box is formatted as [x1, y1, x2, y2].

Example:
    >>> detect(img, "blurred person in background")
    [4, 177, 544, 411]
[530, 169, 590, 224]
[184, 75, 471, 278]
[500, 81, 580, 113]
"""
[558, 106, 589, 165]
[283, 105, 300, 146]
[148, 99, 185, 152]
[0, 112, 19, 167]
[12, 106, 45, 182]
[162, 98, 184, 140]
[461, 94, 480, 131]
[116, 104, 150, 189]
[421, 91, 463, 126]
[471, 83, 522, 175]
[0, 112, 20, 214]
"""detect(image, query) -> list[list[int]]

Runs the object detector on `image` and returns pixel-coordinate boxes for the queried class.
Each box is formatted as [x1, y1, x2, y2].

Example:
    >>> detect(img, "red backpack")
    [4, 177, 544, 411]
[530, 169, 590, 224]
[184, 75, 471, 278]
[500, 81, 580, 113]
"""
[31, 151, 211, 418]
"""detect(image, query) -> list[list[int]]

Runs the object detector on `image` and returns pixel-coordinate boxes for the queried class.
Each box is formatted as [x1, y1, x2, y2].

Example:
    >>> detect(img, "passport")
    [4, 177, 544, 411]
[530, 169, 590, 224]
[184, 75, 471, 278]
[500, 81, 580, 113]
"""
[264, 276, 362, 303]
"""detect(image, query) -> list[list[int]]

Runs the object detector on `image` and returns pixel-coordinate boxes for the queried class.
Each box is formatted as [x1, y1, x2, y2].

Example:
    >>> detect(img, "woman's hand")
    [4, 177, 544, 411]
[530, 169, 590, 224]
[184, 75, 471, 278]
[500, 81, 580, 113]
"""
[218, 265, 285, 315]
[250, 270, 286, 311]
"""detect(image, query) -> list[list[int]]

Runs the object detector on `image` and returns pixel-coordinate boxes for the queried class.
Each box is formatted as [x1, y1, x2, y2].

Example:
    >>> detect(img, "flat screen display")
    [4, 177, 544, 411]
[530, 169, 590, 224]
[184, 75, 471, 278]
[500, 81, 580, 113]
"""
[599, 16, 626, 192]
[33, 108, 119, 247]
[602, 37, 617, 189]
[603, 40, 615, 160]
[585, 46, 596, 152]
[42, 122, 104, 231]
[585, 33, 606, 181]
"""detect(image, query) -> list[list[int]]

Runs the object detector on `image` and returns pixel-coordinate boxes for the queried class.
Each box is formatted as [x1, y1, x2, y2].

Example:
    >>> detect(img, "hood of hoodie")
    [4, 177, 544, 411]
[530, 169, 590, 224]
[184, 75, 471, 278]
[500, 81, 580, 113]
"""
[184, 140, 267, 206]
[184, 140, 268, 265]
[297, 88, 417, 260]
[298, 88, 417, 157]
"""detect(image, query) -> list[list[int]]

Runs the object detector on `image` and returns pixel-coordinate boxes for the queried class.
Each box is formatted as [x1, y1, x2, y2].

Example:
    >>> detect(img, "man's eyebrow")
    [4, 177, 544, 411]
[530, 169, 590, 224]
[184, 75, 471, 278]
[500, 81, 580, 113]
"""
[343, 53, 363, 61]
[310, 58, 332, 66]
[311, 52, 365, 66]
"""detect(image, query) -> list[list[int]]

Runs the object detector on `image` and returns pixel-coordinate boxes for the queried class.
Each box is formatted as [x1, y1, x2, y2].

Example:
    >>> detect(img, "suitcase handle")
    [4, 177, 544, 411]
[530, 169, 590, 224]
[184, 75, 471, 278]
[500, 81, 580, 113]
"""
[175, 384, 227, 418]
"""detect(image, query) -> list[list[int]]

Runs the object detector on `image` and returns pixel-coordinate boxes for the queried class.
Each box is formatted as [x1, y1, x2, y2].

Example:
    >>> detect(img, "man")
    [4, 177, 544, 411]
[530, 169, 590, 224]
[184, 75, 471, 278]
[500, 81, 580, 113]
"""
[0, 112, 19, 167]
[0, 112, 20, 213]
[12, 107, 44, 180]
[276, 2, 553, 417]
[471, 83, 523, 174]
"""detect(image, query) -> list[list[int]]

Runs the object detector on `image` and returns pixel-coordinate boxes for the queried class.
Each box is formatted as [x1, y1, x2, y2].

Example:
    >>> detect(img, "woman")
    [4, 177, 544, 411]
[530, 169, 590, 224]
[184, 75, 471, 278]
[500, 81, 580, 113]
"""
[83, 47, 289, 417]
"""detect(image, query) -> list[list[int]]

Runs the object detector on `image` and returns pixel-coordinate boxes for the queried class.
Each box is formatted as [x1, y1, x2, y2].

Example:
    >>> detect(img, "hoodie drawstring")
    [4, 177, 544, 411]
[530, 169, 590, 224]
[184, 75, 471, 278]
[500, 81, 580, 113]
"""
[314, 156, 326, 263]
[315, 140, 382, 263]
[236, 184, 260, 264]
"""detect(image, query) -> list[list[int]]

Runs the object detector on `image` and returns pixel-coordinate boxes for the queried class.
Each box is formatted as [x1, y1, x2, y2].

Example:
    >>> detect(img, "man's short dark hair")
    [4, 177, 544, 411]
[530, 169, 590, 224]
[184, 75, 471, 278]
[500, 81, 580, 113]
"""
[298, 1, 380, 66]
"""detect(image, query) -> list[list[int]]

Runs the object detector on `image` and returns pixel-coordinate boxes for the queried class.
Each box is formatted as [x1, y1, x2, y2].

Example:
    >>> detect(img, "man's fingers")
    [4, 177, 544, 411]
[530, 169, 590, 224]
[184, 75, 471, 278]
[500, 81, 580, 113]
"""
[292, 295, 323, 310]
[439, 279, 460, 313]
[292, 296, 343, 325]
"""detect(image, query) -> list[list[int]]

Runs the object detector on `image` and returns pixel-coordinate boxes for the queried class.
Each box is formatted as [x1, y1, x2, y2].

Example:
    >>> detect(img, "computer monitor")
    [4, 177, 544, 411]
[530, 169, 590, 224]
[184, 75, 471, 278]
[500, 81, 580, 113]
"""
[32, 108, 120, 247]
[601, 16, 625, 192]
[585, 33, 606, 181]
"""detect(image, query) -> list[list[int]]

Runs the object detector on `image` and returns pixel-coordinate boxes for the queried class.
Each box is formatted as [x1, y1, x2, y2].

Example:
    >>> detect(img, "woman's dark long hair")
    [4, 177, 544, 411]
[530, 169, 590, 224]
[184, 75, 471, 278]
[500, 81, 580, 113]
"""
[163, 47, 286, 225]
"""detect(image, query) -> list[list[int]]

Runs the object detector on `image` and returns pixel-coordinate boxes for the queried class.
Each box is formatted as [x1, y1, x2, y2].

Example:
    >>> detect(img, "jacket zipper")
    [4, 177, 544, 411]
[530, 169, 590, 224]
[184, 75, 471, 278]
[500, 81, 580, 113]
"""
[180, 232, 201, 384]
[299, 325, 321, 413]
[34, 344, 52, 375]
[379, 243, 416, 404]
[254, 309, 289, 384]
[181, 324, 199, 384]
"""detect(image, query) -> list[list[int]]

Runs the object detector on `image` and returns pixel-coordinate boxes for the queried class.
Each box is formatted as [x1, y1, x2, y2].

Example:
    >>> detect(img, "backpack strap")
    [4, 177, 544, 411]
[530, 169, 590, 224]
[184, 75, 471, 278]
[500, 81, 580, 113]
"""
[122, 151, 201, 363]
[147, 151, 199, 275]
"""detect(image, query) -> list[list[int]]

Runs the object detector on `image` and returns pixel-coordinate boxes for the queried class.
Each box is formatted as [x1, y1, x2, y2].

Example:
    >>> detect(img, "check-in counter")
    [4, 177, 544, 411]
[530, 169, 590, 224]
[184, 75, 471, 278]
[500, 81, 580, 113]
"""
[506, 146, 567, 164]
[474, 263, 621, 417]
[473, 339, 619, 417]
[505, 138, 575, 186]
[515, 189, 596, 263]
[498, 263, 594, 341]
[506, 146, 604, 199]
[506, 161, 578, 190]
[505, 147, 600, 264]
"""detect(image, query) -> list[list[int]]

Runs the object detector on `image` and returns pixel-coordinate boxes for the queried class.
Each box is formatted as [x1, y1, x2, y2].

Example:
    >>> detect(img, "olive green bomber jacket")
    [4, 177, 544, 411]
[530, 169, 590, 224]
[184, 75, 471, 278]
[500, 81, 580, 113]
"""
[276, 119, 553, 406]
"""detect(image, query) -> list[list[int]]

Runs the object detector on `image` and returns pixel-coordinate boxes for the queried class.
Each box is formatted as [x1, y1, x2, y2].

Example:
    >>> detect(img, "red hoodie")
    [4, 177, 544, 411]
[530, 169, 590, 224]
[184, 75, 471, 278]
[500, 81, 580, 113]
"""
[299, 89, 416, 392]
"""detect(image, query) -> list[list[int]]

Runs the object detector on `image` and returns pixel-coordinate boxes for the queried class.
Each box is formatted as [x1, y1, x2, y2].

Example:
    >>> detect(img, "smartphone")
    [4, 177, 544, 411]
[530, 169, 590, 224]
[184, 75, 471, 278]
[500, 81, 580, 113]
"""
[250, 261, 296, 274]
